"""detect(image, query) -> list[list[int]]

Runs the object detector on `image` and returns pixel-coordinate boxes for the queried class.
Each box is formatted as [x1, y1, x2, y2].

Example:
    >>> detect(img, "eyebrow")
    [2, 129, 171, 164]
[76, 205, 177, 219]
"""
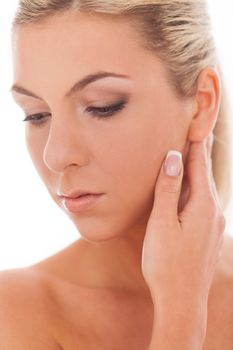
[10, 71, 132, 100]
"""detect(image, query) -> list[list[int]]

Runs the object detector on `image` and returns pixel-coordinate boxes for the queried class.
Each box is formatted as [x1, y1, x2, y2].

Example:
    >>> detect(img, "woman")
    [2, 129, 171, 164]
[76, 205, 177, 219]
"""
[1, 0, 233, 348]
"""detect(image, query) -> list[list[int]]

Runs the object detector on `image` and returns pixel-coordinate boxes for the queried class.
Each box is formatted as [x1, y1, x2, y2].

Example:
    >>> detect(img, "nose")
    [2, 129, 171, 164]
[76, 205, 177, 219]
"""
[43, 114, 88, 173]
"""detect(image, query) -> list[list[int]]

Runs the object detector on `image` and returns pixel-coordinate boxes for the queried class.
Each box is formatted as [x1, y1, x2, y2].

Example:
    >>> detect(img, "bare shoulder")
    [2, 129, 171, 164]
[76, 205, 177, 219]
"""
[0, 267, 62, 349]
[220, 233, 233, 317]
[204, 233, 233, 348]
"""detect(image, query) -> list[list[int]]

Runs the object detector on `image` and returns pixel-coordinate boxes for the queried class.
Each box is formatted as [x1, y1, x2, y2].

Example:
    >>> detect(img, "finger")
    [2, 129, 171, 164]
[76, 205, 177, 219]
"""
[178, 141, 191, 213]
[178, 171, 190, 213]
[206, 133, 222, 210]
[185, 136, 212, 202]
[152, 150, 184, 223]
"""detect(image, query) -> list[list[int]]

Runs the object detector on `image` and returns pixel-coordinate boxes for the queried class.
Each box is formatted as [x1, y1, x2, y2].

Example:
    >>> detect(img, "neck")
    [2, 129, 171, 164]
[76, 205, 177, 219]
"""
[75, 217, 151, 298]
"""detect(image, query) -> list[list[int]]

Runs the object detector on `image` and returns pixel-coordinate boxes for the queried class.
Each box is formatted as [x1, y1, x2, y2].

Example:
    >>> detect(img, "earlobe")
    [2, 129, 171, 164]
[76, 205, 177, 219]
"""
[187, 66, 221, 143]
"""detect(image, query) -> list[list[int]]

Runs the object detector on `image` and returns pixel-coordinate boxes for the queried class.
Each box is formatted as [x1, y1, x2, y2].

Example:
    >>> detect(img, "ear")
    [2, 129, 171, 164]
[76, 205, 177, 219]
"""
[187, 66, 221, 142]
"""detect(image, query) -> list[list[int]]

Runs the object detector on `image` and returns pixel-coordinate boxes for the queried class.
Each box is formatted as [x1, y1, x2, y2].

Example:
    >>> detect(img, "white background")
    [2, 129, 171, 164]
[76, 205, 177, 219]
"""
[0, 1, 233, 270]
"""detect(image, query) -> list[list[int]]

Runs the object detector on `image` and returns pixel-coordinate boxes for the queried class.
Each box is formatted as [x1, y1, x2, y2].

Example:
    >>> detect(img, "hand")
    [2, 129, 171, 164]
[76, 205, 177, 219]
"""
[141, 134, 226, 306]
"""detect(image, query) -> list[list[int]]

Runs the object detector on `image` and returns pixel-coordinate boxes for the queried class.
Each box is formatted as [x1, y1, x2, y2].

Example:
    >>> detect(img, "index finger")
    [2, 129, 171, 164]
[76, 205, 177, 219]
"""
[206, 133, 222, 210]
[185, 136, 213, 201]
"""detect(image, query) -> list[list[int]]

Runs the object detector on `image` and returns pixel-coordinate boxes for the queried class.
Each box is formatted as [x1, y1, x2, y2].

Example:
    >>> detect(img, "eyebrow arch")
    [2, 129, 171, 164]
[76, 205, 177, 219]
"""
[10, 71, 132, 99]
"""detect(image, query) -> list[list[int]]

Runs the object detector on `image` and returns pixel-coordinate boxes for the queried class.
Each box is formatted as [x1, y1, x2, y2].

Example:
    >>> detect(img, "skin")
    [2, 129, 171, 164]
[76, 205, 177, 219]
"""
[9, 10, 233, 348]
[11, 9, 222, 291]
[7, 8, 233, 349]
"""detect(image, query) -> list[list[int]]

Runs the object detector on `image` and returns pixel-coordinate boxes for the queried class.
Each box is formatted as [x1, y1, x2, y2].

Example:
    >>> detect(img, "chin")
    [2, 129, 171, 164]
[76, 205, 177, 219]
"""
[75, 223, 127, 244]
[71, 212, 149, 244]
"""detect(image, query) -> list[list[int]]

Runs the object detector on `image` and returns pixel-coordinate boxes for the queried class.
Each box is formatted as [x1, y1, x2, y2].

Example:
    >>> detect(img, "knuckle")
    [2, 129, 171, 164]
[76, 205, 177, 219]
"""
[201, 193, 217, 215]
[209, 200, 219, 216]
[188, 154, 206, 169]
[208, 194, 218, 210]
[157, 181, 180, 194]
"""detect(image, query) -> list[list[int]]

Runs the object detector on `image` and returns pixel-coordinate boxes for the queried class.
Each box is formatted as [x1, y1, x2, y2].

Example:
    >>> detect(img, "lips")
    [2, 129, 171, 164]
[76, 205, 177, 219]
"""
[61, 193, 104, 213]
[58, 190, 103, 199]
[76, 193, 89, 198]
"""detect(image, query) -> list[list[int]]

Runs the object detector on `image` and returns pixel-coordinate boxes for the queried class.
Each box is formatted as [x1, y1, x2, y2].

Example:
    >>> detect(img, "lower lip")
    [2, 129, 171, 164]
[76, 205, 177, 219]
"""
[62, 193, 104, 213]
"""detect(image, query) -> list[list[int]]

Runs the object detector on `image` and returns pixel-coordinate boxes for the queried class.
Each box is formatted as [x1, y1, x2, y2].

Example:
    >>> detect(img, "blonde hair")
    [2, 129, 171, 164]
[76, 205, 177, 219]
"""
[13, 0, 232, 212]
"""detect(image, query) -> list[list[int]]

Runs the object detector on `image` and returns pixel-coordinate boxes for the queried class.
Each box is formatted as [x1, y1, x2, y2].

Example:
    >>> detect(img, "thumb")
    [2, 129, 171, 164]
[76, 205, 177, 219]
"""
[152, 150, 184, 223]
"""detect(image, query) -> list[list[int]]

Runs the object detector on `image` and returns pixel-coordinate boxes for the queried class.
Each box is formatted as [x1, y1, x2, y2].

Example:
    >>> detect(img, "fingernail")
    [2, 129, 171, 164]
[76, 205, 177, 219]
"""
[164, 150, 183, 177]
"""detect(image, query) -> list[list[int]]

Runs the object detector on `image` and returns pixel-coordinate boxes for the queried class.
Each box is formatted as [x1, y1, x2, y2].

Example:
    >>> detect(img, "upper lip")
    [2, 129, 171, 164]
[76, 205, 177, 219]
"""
[58, 190, 103, 199]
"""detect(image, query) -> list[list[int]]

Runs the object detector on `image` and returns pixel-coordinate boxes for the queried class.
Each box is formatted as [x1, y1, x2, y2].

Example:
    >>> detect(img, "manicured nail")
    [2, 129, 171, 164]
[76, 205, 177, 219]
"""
[164, 150, 183, 177]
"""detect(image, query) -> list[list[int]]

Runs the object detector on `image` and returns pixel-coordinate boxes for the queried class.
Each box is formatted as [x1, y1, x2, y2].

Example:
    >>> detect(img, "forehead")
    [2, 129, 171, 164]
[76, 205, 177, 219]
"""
[13, 13, 142, 70]
[12, 11, 167, 82]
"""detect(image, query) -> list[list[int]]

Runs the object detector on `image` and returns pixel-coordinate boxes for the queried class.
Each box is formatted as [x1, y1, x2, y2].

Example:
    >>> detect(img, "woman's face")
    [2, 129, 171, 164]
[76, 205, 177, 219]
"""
[11, 11, 192, 242]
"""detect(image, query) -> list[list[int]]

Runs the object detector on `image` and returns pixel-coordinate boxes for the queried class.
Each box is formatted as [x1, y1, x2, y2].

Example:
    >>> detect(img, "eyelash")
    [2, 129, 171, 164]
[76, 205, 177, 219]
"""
[22, 100, 127, 125]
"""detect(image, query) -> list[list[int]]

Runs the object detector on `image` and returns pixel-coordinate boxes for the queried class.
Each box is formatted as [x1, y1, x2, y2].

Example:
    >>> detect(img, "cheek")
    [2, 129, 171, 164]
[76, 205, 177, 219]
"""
[25, 129, 54, 187]
[26, 131, 42, 170]
[95, 121, 167, 223]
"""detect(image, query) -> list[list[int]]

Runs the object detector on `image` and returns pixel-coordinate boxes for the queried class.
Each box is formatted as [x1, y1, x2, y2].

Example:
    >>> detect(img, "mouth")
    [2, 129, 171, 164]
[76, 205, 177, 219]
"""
[59, 190, 104, 200]
[61, 193, 103, 200]
[60, 193, 104, 213]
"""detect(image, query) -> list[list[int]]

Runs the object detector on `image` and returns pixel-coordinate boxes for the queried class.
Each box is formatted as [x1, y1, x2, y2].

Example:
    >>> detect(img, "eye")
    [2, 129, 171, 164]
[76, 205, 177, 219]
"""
[86, 100, 127, 119]
[22, 100, 127, 126]
[22, 112, 51, 125]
